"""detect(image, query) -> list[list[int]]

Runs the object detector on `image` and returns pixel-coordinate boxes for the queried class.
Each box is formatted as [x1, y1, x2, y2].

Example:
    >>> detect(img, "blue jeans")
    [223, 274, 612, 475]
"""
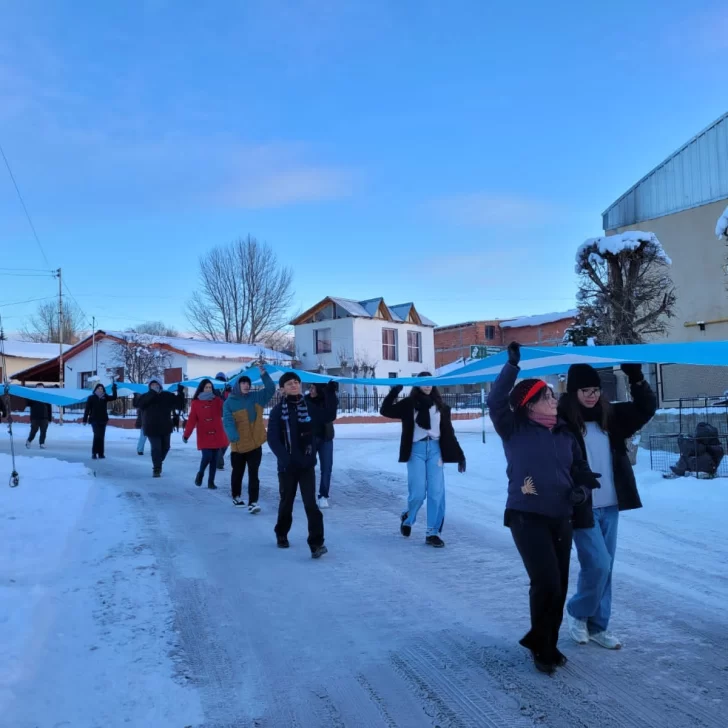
[404, 439, 445, 536]
[567, 506, 619, 634]
[137, 431, 147, 454]
[199, 448, 219, 482]
[315, 438, 334, 498]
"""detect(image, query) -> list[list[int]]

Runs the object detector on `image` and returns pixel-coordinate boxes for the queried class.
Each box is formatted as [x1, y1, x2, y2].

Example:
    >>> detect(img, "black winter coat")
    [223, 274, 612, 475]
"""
[0, 396, 6, 420]
[137, 387, 185, 437]
[305, 392, 337, 441]
[380, 390, 465, 464]
[26, 398, 52, 421]
[83, 385, 118, 424]
[558, 378, 657, 529]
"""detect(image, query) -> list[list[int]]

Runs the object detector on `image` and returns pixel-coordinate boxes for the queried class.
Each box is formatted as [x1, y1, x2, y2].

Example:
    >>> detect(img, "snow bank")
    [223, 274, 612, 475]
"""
[500, 309, 577, 329]
[575, 231, 672, 273]
[2, 340, 72, 359]
[716, 206, 728, 240]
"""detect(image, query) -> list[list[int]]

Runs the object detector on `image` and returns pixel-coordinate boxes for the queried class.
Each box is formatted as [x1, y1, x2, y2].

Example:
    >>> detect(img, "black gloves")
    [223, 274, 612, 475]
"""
[620, 363, 644, 384]
[390, 384, 403, 396]
[570, 486, 589, 505]
[458, 459, 466, 474]
[327, 380, 339, 393]
[507, 341, 521, 366]
[573, 467, 602, 490]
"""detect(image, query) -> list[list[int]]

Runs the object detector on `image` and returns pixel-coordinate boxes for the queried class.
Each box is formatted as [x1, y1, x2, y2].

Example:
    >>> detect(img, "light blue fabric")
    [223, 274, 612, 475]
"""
[568, 506, 620, 634]
[137, 431, 147, 454]
[404, 439, 446, 536]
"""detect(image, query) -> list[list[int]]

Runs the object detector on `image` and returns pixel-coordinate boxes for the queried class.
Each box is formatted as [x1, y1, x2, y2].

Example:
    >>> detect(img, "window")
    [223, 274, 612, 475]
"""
[407, 331, 422, 363]
[109, 366, 124, 382]
[314, 328, 332, 354]
[485, 325, 496, 341]
[388, 372, 398, 378]
[80, 371, 94, 388]
[164, 367, 183, 384]
[382, 328, 398, 361]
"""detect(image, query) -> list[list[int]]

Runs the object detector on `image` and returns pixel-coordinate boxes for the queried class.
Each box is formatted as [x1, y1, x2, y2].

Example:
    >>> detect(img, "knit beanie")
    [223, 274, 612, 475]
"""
[567, 364, 601, 393]
[279, 371, 301, 388]
[509, 378, 547, 410]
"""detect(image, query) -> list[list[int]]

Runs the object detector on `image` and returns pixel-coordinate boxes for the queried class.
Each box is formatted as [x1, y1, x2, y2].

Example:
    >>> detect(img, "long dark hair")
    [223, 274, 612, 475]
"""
[559, 391, 611, 434]
[193, 379, 214, 400]
[410, 372, 444, 411]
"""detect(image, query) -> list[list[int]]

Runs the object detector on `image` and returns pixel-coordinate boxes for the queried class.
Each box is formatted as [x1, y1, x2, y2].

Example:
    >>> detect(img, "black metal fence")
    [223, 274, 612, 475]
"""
[60, 391, 486, 419]
[673, 397, 728, 434]
[649, 433, 728, 478]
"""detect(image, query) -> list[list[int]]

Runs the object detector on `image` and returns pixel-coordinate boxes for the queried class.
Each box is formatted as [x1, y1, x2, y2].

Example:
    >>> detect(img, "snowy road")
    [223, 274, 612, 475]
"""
[1, 421, 726, 728]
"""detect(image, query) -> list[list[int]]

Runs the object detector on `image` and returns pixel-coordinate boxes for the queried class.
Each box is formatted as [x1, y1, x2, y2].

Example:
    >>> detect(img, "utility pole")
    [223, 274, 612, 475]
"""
[92, 316, 96, 376]
[57, 268, 64, 425]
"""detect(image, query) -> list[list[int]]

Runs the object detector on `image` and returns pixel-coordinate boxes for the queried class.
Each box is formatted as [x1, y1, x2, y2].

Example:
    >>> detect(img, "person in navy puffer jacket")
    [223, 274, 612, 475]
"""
[488, 342, 600, 675]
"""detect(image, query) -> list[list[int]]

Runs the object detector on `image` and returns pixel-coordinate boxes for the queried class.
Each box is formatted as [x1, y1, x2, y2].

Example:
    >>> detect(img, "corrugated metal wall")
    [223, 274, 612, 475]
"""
[603, 113, 728, 231]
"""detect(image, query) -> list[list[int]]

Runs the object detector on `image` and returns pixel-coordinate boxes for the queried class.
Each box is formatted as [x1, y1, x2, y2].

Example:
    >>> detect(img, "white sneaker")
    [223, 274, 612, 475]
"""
[318, 497, 329, 509]
[567, 612, 589, 645]
[590, 631, 622, 650]
[248, 503, 261, 514]
[40, 444, 46, 449]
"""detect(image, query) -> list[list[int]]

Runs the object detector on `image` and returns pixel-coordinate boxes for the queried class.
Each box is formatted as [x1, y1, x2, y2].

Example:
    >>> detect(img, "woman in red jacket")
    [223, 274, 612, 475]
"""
[183, 379, 228, 489]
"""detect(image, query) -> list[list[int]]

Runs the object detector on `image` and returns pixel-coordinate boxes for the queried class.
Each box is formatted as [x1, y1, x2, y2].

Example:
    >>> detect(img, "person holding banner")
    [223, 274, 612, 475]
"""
[25, 383, 52, 449]
[380, 372, 466, 548]
[559, 362, 656, 651]
[137, 377, 186, 477]
[488, 342, 601, 674]
[83, 381, 118, 459]
[305, 381, 339, 509]
[183, 379, 228, 490]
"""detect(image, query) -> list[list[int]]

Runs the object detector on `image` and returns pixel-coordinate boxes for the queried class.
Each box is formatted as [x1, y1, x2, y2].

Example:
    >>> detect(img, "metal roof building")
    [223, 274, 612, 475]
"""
[602, 112, 728, 231]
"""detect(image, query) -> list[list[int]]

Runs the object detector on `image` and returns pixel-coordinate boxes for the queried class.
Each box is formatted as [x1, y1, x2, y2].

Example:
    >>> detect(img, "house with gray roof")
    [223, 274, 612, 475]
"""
[291, 296, 436, 379]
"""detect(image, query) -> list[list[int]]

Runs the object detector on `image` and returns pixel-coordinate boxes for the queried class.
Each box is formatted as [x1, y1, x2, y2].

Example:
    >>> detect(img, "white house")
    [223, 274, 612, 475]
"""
[291, 297, 436, 380]
[1, 340, 72, 383]
[11, 330, 292, 387]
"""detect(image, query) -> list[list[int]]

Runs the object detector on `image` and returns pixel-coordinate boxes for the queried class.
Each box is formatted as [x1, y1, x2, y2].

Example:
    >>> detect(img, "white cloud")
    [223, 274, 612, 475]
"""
[431, 193, 559, 228]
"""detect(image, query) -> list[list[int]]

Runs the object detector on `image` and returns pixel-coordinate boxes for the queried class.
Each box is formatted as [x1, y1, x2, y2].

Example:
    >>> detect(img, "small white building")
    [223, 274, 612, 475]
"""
[1, 340, 72, 383]
[291, 297, 436, 380]
[11, 330, 292, 387]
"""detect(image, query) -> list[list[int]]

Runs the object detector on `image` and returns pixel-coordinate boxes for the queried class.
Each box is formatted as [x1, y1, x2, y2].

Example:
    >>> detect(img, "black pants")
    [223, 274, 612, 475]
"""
[218, 445, 228, 469]
[275, 467, 324, 551]
[509, 510, 573, 660]
[231, 448, 262, 502]
[28, 419, 49, 445]
[91, 422, 107, 457]
[148, 433, 171, 470]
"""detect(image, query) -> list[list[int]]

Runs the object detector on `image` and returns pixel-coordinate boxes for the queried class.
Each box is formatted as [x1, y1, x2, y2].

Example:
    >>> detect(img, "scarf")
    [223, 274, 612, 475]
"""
[198, 391, 215, 401]
[528, 411, 558, 430]
[95, 391, 105, 399]
[411, 390, 434, 430]
[281, 395, 313, 456]
[581, 403, 603, 423]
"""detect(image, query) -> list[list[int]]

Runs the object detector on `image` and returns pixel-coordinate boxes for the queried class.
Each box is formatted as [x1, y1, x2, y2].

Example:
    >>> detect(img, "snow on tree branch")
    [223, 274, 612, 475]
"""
[716, 206, 728, 240]
[573, 230, 676, 344]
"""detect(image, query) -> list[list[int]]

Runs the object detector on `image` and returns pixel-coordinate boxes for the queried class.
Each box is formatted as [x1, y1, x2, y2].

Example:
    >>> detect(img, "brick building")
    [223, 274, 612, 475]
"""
[434, 310, 576, 368]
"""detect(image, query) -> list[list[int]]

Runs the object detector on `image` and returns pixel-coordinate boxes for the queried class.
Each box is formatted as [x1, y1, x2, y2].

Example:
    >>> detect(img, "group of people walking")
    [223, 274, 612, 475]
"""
[489, 342, 656, 674]
[74, 350, 656, 652]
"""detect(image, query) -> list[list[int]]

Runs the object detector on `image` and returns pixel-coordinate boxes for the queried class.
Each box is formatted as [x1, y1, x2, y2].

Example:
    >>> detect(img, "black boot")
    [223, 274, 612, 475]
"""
[400, 513, 411, 538]
[153, 467, 161, 478]
[207, 478, 217, 490]
[194, 472, 203, 487]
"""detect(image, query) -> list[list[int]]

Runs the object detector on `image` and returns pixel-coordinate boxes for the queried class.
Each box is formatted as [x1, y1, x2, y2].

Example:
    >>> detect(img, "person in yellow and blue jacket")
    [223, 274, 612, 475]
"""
[223, 365, 276, 511]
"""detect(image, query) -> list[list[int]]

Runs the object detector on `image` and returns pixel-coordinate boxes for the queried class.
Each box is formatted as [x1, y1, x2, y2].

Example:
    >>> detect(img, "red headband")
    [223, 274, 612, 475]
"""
[519, 380, 547, 408]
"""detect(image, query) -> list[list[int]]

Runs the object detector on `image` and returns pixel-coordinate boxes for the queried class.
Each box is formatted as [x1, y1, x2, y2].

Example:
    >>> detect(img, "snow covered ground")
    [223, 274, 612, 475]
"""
[0, 419, 726, 728]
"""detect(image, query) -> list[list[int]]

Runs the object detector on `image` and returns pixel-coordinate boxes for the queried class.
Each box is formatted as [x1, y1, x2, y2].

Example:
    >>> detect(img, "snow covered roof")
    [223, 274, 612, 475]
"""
[436, 357, 472, 376]
[292, 296, 436, 327]
[500, 310, 577, 329]
[716, 206, 728, 240]
[2, 340, 73, 359]
[103, 332, 291, 362]
[575, 231, 672, 274]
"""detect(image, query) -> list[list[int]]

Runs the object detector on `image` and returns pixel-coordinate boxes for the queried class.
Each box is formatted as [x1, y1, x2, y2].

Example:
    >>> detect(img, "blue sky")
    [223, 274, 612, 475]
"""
[1, 0, 726, 336]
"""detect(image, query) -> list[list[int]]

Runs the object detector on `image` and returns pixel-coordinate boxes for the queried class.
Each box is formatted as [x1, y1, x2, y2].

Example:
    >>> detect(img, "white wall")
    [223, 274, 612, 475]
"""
[294, 318, 355, 372]
[293, 317, 434, 378]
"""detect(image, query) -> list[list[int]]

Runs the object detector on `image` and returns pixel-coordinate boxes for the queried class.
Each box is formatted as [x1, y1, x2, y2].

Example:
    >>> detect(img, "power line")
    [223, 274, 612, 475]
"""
[0, 295, 57, 309]
[0, 272, 57, 278]
[0, 267, 55, 273]
[0, 142, 53, 269]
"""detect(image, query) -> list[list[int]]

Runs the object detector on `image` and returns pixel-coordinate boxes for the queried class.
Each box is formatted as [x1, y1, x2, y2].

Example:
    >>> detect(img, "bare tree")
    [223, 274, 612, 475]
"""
[21, 300, 87, 344]
[186, 235, 294, 344]
[574, 232, 676, 344]
[110, 333, 172, 384]
[129, 321, 179, 337]
[259, 329, 295, 354]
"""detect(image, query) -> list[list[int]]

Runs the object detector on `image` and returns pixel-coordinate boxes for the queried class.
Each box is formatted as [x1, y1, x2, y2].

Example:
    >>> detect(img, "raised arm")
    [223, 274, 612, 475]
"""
[380, 385, 408, 419]
[106, 382, 118, 403]
[611, 364, 658, 439]
[252, 370, 276, 406]
[487, 363, 519, 440]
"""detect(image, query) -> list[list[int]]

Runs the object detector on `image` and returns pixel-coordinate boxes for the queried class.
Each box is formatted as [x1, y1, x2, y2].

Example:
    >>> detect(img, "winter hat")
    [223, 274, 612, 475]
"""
[148, 376, 163, 388]
[567, 364, 601, 393]
[279, 371, 301, 388]
[215, 372, 227, 382]
[509, 378, 547, 410]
